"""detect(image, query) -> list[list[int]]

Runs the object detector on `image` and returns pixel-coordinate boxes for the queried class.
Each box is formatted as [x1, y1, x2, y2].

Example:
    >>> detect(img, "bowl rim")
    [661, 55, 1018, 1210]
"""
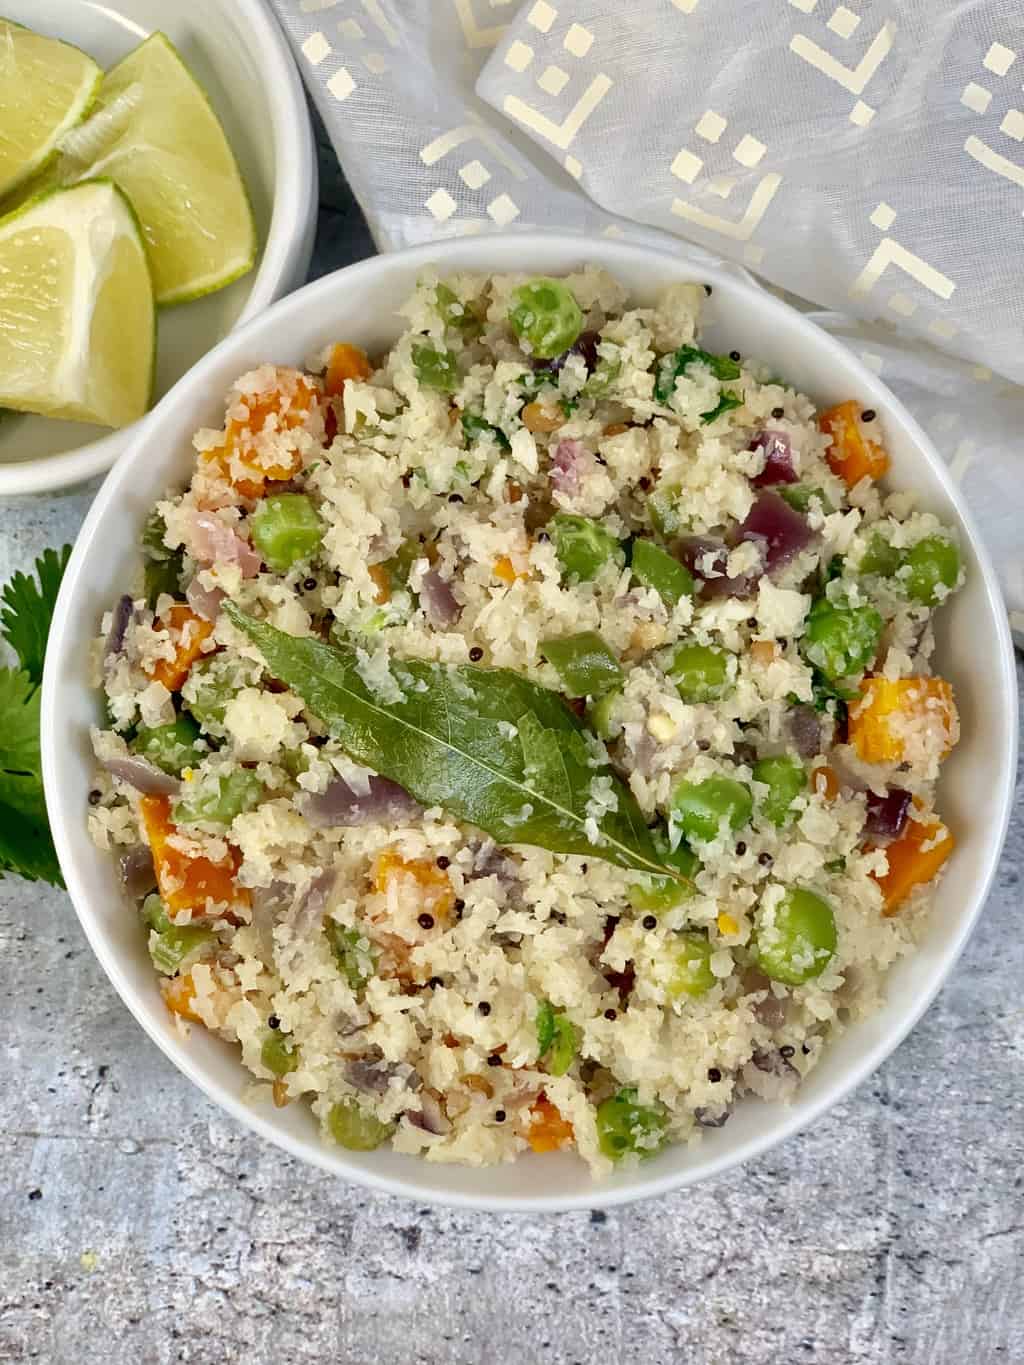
[41, 232, 1019, 1211]
[0, 0, 317, 499]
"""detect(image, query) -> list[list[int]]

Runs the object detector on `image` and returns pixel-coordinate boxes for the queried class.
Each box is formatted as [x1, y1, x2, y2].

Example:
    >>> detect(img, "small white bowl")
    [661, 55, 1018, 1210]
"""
[42, 234, 1019, 1211]
[0, 0, 317, 498]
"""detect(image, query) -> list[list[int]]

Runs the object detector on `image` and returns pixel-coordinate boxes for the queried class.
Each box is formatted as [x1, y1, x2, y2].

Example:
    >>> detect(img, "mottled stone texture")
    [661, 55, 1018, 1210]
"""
[2, 125, 1022, 1365]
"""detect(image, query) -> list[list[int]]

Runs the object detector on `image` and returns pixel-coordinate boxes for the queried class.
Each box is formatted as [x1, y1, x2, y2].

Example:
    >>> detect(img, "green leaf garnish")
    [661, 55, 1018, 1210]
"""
[1, 544, 71, 686]
[654, 345, 741, 404]
[0, 670, 63, 886]
[699, 390, 743, 425]
[224, 604, 682, 881]
[0, 545, 72, 886]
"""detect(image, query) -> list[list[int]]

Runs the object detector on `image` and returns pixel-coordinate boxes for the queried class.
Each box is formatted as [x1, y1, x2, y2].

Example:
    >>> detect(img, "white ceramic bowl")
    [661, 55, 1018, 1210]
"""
[42, 234, 1018, 1211]
[0, 0, 317, 498]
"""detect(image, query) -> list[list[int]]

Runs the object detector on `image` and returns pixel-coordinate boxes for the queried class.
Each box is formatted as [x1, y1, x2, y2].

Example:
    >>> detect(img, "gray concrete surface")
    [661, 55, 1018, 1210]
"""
[2, 119, 1023, 1365]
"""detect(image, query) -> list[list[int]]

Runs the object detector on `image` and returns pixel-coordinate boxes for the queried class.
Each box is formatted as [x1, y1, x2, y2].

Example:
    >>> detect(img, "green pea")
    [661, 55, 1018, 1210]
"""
[508, 277, 583, 360]
[801, 596, 883, 683]
[183, 657, 240, 732]
[648, 483, 684, 537]
[595, 1087, 669, 1161]
[148, 923, 216, 976]
[586, 688, 622, 741]
[132, 715, 204, 775]
[755, 887, 837, 986]
[631, 540, 695, 607]
[141, 892, 171, 933]
[328, 1099, 395, 1151]
[903, 535, 961, 605]
[536, 1001, 579, 1076]
[752, 754, 807, 828]
[251, 493, 323, 574]
[173, 769, 263, 827]
[411, 342, 459, 393]
[666, 642, 730, 703]
[667, 931, 717, 998]
[549, 1016, 579, 1077]
[628, 838, 698, 912]
[859, 532, 901, 576]
[542, 631, 623, 698]
[671, 775, 752, 843]
[550, 514, 623, 583]
[326, 922, 376, 992]
[261, 1032, 299, 1077]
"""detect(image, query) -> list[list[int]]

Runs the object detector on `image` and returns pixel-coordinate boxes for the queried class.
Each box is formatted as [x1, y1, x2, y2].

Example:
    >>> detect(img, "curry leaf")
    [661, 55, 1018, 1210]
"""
[225, 604, 680, 881]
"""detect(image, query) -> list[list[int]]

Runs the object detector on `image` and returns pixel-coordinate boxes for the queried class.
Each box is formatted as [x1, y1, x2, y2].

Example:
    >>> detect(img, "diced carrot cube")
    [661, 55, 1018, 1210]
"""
[368, 563, 392, 604]
[872, 812, 955, 914]
[325, 343, 372, 397]
[146, 605, 214, 692]
[849, 677, 958, 765]
[139, 795, 250, 917]
[818, 400, 890, 488]
[372, 850, 454, 920]
[202, 369, 321, 497]
[161, 970, 203, 1022]
[527, 1096, 575, 1153]
[493, 556, 519, 586]
[750, 640, 778, 666]
[812, 765, 840, 801]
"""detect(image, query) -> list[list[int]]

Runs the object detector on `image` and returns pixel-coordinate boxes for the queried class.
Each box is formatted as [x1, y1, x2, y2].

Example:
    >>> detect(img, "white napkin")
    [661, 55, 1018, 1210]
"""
[269, 0, 1024, 639]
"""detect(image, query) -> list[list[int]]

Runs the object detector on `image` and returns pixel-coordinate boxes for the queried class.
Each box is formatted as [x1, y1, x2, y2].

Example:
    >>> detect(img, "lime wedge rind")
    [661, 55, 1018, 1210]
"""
[48, 31, 258, 307]
[0, 19, 103, 201]
[0, 179, 156, 428]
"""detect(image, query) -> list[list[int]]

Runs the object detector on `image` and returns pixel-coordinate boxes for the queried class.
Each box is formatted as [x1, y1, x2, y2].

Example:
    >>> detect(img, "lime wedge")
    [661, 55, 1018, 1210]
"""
[0, 19, 102, 200]
[51, 32, 257, 306]
[0, 180, 155, 427]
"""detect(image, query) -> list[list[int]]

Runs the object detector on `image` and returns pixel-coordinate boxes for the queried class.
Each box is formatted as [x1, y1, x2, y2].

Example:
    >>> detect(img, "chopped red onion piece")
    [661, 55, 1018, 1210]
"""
[118, 844, 156, 898]
[188, 510, 262, 578]
[674, 535, 759, 600]
[105, 594, 133, 660]
[550, 438, 587, 496]
[864, 787, 911, 842]
[750, 429, 797, 486]
[344, 1050, 418, 1095]
[101, 755, 179, 797]
[742, 967, 788, 1029]
[738, 491, 813, 573]
[302, 775, 421, 828]
[420, 570, 461, 629]
[185, 576, 226, 622]
[289, 868, 336, 938]
[788, 705, 822, 759]
[742, 1050, 800, 1101]
[694, 1105, 731, 1128]
[406, 1091, 452, 1135]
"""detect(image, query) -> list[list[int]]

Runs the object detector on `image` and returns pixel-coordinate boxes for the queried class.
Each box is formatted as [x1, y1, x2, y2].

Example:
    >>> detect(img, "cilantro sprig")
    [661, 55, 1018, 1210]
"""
[0, 546, 72, 887]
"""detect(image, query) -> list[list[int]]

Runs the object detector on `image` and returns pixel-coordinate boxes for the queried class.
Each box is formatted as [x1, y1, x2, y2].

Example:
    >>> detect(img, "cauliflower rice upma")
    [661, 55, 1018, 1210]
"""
[88, 269, 963, 1176]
